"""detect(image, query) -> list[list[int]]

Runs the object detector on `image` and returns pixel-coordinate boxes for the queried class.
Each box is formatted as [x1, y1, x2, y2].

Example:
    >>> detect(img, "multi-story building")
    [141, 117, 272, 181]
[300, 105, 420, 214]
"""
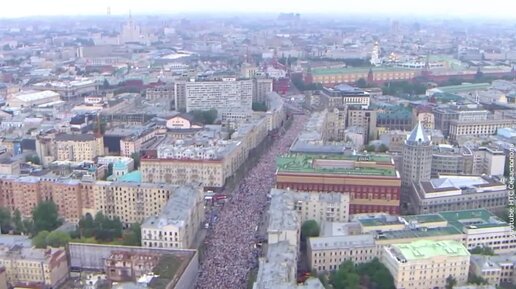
[431, 145, 506, 177]
[141, 117, 268, 190]
[253, 78, 273, 103]
[470, 254, 516, 286]
[433, 105, 490, 137]
[181, 78, 253, 121]
[31, 78, 97, 99]
[145, 84, 174, 101]
[320, 84, 370, 109]
[347, 108, 377, 143]
[276, 153, 401, 215]
[401, 122, 432, 208]
[0, 236, 69, 289]
[382, 240, 470, 289]
[309, 67, 417, 86]
[449, 119, 516, 143]
[307, 234, 377, 272]
[141, 185, 204, 249]
[105, 251, 160, 282]
[271, 188, 350, 224]
[264, 92, 287, 132]
[409, 175, 508, 215]
[55, 134, 104, 162]
[413, 105, 435, 130]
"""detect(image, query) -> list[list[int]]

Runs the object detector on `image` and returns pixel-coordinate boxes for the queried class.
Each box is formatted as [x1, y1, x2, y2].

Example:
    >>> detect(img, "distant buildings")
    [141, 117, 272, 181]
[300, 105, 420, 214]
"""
[309, 66, 417, 86]
[179, 78, 253, 122]
[382, 240, 470, 289]
[470, 254, 516, 286]
[55, 134, 104, 162]
[5, 90, 61, 108]
[449, 119, 516, 143]
[320, 84, 371, 109]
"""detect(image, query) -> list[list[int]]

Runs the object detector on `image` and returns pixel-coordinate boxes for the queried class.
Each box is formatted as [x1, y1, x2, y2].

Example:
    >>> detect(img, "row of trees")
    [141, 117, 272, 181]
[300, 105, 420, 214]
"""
[0, 201, 63, 236]
[330, 258, 395, 289]
[33, 230, 71, 248]
[190, 109, 218, 124]
[364, 144, 389, 153]
[75, 212, 141, 246]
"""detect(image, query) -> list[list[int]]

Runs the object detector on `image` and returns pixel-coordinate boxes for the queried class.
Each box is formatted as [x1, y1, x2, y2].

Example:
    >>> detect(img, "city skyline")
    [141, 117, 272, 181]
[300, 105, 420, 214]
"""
[1, 0, 515, 19]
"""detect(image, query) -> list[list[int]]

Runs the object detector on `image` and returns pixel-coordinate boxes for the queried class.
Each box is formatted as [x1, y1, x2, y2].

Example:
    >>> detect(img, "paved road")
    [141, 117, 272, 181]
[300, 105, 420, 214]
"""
[195, 114, 308, 289]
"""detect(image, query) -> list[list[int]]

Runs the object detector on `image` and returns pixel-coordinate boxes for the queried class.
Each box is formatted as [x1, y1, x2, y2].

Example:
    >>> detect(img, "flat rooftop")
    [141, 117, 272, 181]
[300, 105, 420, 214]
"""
[390, 240, 469, 261]
[309, 234, 375, 251]
[276, 154, 397, 177]
[439, 209, 509, 231]
[358, 215, 404, 227]
[403, 214, 447, 224]
[377, 226, 463, 240]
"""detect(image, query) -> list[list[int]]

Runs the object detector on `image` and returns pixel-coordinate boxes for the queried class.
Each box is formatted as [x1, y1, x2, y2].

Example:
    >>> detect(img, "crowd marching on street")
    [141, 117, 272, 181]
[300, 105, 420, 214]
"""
[195, 113, 308, 289]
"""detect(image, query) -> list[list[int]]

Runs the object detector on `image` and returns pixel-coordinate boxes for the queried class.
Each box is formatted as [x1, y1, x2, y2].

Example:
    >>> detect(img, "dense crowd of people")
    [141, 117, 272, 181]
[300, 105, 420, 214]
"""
[195, 114, 308, 289]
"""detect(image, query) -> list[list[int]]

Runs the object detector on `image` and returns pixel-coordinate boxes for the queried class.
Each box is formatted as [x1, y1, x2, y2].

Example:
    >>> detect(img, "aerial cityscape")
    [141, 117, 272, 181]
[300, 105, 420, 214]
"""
[0, 1, 514, 289]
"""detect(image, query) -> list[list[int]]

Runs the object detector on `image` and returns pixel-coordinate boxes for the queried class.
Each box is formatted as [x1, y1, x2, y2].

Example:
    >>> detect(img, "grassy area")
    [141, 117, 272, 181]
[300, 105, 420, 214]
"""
[71, 237, 125, 246]
[246, 268, 258, 289]
[148, 254, 183, 289]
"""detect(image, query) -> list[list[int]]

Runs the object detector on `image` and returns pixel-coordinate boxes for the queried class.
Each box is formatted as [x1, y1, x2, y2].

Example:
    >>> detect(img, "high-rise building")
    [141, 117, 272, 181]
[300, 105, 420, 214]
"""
[182, 78, 253, 121]
[252, 78, 273, 103]
[401, 122, 432, 209]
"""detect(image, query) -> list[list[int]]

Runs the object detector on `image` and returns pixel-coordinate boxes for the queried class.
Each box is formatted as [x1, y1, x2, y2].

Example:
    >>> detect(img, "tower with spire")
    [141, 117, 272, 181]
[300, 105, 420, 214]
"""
[401, 122, 432, 212]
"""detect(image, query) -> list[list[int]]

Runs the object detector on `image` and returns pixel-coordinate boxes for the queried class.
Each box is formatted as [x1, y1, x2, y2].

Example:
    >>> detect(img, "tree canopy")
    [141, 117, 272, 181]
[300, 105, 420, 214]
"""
[301, 220, 320, 241]
[469, 246, 495, 256]
[190, 109, 218, 124]
[252, 102, 268, 112]
[32, 201, 62, 234]
[32, 231, 50, 248]
[76, 212, 123, 242]
[446, 275, 457, 289]
[331, 258, 395, 289]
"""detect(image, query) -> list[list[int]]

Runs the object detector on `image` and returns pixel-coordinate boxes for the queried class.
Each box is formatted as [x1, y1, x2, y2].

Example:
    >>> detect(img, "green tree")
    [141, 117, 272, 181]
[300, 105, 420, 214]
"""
[131, 152, 141, 170]
[13, 209, 24, 234]
[356, 78, 367, 88]
[365, 144, 376, 152]
[470, 246, 495, 256]
[46, 231, 71, 247]
[25, 155, 40, 165]
[446, 275, 457, 289]
[32, 230, 50, 248]
[32, 201, 62, 234]
[377, 144, 389, 153]
[301, 220, 320, 241]
[331, 260, 360, 289]
[468, 273, 489, 285]
[252, 102, 268, 112]
[190, 109, 218, 124]
[357, 258, 395, 289]
[122, 223, 142, 246]
[22, 219, 34, 235]
[0, 207, 11, 234]
[78, 213, 95, 238]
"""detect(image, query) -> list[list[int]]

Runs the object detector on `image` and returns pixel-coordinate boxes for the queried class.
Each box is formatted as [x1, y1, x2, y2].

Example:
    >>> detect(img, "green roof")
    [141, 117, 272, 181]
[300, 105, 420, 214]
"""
[404, 214, 446, 224]
[311, 66, 411, 76]
[379, 226, 462, 240]
[435, 83, 490, 94]
[438, 209, 508, 231]
[359, 217, 404, 227]
[392, 240, 469, 260]
[276, 154, 396, 177]
[118, 170, 142, 183]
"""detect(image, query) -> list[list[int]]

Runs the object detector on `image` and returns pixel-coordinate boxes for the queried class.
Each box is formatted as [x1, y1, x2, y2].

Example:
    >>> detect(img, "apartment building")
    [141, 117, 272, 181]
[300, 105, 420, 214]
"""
[0, 236, 69, 289]
[382, 240, 470, 289]
[431, 145, 506, 177]
[320, 84, 370, 109]
[55, 134, 104, 162]
[141, 117, 268, 189]
[308, 234, 377, 272]
[253, 78, 273, 103]
[409, 175, 507, 215]
[271, 188, 350, 224]
[276, 153, 401, 215]
[433, 105, 489, 137]
[141, 185, 204, 249]
[470, 254, 516, 286]
[449, 119, 516, 143]
[346, 108, 377, 143]
[180, 78, 253, 121]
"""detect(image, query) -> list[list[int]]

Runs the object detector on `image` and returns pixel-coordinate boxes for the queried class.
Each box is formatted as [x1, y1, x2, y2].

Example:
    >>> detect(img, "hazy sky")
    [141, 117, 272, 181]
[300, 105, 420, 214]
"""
[2, 0, 515, 19]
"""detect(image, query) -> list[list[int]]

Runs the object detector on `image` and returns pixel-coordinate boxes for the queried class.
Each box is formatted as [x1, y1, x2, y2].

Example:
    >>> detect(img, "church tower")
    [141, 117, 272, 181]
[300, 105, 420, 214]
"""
[401, 122, 432, 212]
